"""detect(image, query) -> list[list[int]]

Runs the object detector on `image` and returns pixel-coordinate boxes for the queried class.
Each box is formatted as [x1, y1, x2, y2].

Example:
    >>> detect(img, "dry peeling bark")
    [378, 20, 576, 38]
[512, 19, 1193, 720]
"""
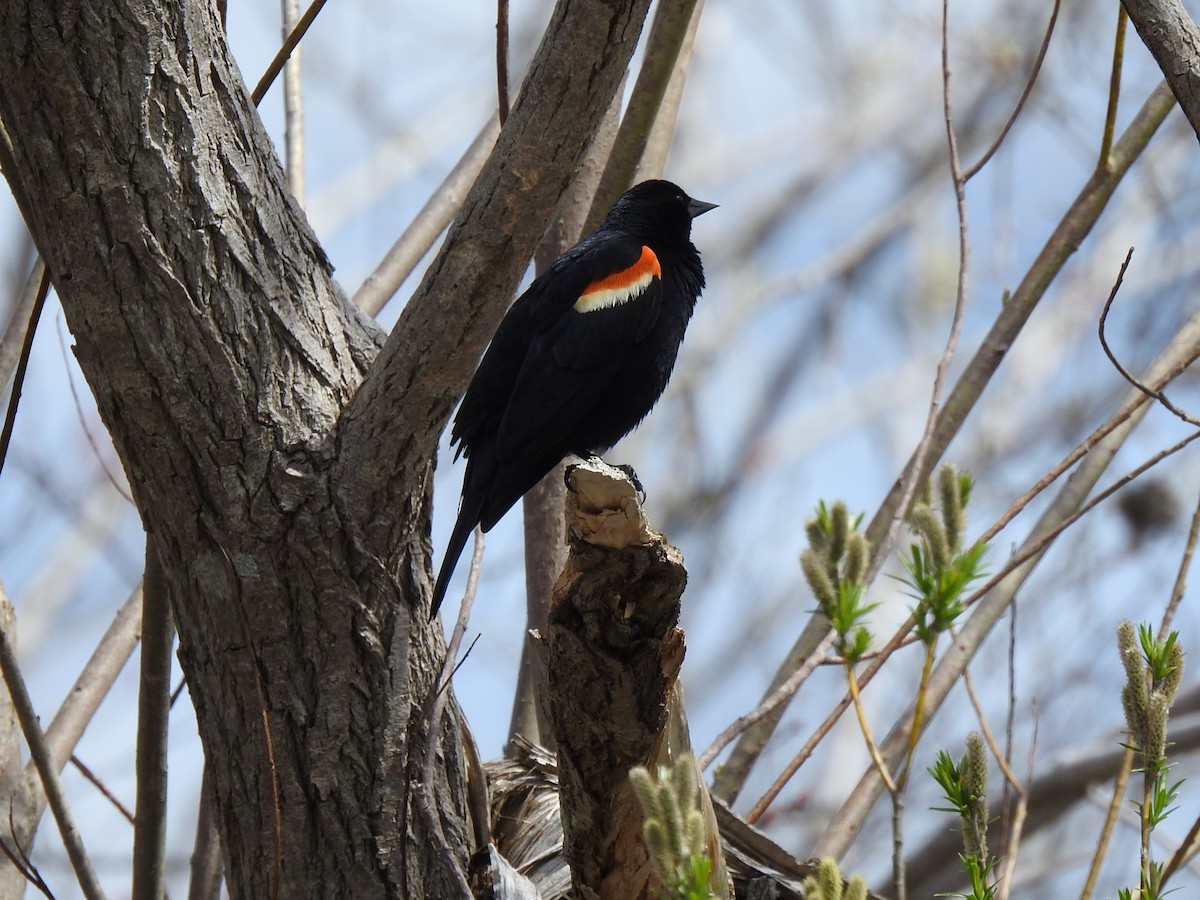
[0, 0, 651, 895]
[539, 461, 729, 900]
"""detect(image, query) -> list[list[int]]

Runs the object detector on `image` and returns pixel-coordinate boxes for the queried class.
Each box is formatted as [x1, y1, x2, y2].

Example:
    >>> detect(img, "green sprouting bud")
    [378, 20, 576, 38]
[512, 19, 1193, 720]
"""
[802, 548, 838, 611]
[938, 463, 966, 553]
[962, 733, 989, 860]
[916, 474, 933, 507]
[629, 766, 660, 822]
[963, 733, 987, 804]
[684, 809, 706, 858]
[830, 501, 849, 564]
[658, 781, 684, 856]
[674, 757, 697, 815]
[1118, 621, 1152, 755]
[843, 531, 869, 587]
[642, 818, 674, 880]
[818, 856, 843, 899]
[1121, 680, 1151, 758]
[1160, 638, 1185, 704]
[844, 875, 868, 900]
[1118, 621, 1141, 682]
[1145, 697, 1168, 766]
[805, 515, 828, 555]
[909, 503, 949, 573]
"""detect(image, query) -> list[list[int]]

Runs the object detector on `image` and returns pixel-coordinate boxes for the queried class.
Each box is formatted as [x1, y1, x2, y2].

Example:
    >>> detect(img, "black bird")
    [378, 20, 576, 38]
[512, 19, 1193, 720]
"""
[430, 179, 715, 616]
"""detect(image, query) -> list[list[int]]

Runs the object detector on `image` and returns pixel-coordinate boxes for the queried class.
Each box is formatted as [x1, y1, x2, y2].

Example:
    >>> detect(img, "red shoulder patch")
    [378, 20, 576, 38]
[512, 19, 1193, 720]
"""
[574, 246, 661, 314]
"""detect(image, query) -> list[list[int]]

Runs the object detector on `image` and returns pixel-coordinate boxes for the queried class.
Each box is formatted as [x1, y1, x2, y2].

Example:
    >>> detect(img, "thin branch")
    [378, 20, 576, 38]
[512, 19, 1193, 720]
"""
[280, 0, 305, 202]
[1100, 7, 1128, 166]
[963, 0, 1060, 181]
[961, 667, 1023, 791]
[994, 730, 1036, 900]
[0, 258, 44, 389]
[0, 805, 54, 899]
[1159, 488, 1200, 638]
[132, 546, 174, 900]
[250, 0, 330, 106]
[496, 0, 510, 124]
[0, 265, 50, 481]
[187, 764, 224, 900]
[635, 0, 704, 181]
[585, 0, 703, 229]
[352, 117, 500, 316]
[697, 632, 836, 773]
[0, 585, 106, 900]
[1099, 248, 1200, 426]
[40, 584, 142, 802]
[70, 756, 135, 826]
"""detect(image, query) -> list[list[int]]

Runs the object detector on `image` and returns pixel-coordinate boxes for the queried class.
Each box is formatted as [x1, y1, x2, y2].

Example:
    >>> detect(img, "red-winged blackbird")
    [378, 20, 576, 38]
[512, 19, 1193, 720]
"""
[430, 179, 715, 616]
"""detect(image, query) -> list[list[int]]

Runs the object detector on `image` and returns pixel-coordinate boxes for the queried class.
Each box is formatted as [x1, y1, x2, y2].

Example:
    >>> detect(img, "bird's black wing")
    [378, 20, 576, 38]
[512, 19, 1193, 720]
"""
[494, 236, 663, 465]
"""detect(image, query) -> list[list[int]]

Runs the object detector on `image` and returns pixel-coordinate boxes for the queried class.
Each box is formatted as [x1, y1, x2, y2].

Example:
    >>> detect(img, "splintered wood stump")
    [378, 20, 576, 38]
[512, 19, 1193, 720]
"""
[538, 459, 728, 900]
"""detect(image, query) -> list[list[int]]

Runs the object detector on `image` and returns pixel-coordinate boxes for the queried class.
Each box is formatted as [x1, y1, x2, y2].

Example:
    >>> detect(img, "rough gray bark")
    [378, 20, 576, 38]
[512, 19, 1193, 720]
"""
[0, 0, 651, 895]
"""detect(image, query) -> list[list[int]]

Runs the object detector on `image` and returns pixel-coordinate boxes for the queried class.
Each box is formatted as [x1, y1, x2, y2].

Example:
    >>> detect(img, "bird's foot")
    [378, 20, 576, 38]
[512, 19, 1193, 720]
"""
[613, 464, 645, 499]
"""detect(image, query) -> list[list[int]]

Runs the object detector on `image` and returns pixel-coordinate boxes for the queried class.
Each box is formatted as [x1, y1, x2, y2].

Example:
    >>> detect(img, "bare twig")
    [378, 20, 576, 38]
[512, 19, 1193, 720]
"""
[698, 632, 836, 773]
[995, 730, 1036, 900]
[496, 0, 510, 124]
[585, 0, 703, 229]
[0, 258, 44, 389]
[1100, 7, 1128, 166]
[0, 805, 53, 899]
[280, 0, 305, 201]
[0, 265, 50, 481]
[41, 584, 142, 786]
[70, 756, 135, 825]
[352, 118, 500, 316]
[0, 585, 106, 900]
[132, 546, 174, 900]
[187, 764, 224, 900]
[251, 0, 330, 106]
[1099, 248, 1200, 426]
[963, 0, 1060, 181]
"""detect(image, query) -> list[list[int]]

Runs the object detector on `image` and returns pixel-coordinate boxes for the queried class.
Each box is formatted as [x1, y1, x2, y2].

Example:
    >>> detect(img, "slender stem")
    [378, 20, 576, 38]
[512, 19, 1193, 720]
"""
[962, 0, 1060, 181]
[280, 0, 305, 201]
[1100, 7, 1128, 167]
[896, 643, 936, 791]
[1079, 745, 1134, 900]
[891, 791, 907, 900]
[845, 663, 896, 794]
[132, 546, 175, 900]
[352, 117, 500, 316]
[0, 266, 51, 481]
[187, 763, 224, 900]
[496, 0, 510, 123]
[250, 0, 329, 106]
[0, 585, 106, 900]
[0, 258, 45, 388]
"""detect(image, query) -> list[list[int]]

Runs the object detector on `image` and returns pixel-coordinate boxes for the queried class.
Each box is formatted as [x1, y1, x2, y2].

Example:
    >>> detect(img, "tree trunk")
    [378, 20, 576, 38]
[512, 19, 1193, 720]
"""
[0, 0, 650, 895]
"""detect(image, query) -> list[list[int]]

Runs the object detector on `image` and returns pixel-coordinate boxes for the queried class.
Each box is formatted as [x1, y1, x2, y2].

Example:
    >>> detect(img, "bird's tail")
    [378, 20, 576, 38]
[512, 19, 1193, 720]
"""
[430, 462, 489, 619]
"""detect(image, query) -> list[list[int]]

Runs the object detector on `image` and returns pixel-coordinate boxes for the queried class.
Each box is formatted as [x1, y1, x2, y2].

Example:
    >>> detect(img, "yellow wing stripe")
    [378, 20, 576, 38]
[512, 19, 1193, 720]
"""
[573, 245, 661, 314]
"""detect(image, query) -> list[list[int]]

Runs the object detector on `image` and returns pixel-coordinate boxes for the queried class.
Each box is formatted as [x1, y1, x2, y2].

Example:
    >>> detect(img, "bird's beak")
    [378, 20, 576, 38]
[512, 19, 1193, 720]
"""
[687, 198, 718, 219]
